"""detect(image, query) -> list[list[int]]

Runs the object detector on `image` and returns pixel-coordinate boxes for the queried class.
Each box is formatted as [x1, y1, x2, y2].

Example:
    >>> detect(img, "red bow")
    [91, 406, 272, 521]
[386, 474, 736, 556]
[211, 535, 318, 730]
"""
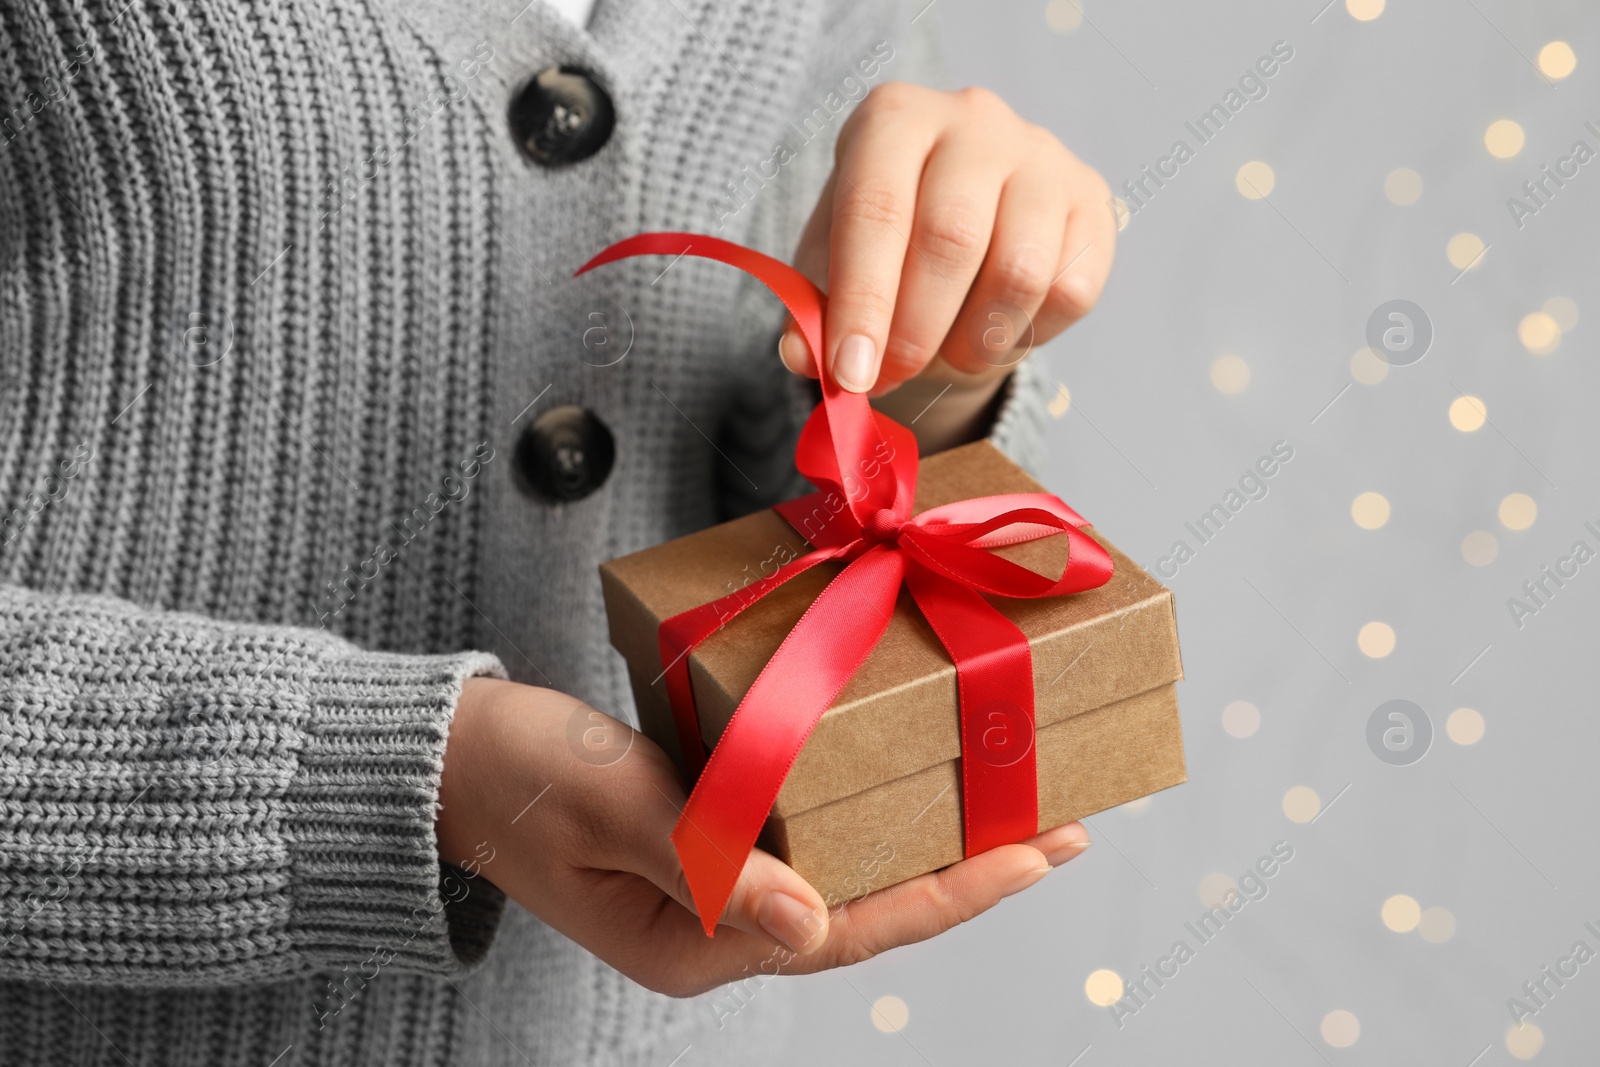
[576, 233, 1113, 935]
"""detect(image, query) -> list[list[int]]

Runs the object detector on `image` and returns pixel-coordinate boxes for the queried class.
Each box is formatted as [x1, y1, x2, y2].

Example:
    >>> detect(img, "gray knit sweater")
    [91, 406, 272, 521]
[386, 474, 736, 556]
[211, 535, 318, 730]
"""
[0, 0, 1049, 1063]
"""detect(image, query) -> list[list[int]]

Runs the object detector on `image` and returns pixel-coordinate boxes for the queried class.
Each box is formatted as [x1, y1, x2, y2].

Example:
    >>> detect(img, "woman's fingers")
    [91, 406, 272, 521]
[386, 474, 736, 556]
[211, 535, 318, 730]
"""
[876, 123, 1011, 390]
[784, 86, 1116, 398]
[797, 842, 1054, 972]
[823, 84, 942, 393]
[1030, 165, 1118, 345]
[597, 750, 831, 956]
[935, 131, 1069, 379]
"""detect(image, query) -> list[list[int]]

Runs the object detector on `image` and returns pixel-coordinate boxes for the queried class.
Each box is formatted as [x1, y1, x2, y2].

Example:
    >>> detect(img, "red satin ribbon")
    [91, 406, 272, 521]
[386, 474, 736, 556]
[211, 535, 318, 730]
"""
[576, 233, 1114, 936]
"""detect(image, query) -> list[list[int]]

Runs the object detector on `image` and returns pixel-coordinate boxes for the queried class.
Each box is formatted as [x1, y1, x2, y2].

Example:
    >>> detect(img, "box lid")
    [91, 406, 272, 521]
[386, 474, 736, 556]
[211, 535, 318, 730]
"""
[600, 439, 1182, 818]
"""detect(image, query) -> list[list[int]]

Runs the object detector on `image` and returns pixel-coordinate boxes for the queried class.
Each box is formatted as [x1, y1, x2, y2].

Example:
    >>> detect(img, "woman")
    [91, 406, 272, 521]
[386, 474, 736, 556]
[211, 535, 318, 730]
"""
[0, 0, 1113, 1062]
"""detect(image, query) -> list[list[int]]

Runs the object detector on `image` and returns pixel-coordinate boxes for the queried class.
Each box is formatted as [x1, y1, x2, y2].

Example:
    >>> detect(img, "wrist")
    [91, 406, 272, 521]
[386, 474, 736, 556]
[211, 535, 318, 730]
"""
[871, 370, 1008, 454]
[438, 675, 506, 868]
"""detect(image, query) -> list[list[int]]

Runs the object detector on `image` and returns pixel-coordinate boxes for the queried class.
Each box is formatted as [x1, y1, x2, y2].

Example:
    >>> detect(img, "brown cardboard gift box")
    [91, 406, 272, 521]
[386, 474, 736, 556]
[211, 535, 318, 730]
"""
[599, 438, 1185, 905]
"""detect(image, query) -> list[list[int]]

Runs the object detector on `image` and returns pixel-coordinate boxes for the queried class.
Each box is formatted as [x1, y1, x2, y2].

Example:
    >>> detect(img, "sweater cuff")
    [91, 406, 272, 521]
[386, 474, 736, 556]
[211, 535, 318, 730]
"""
[986, 357, 1054, 478]
[288, 649, 509, 981]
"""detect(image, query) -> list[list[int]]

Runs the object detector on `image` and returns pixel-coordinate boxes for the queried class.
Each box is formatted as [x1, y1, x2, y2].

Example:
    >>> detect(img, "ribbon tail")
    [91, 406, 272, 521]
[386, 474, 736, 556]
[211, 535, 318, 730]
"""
[904, 561, 1039, 857]
[673, 545, 906, 935]
[659, 547, 844, 781]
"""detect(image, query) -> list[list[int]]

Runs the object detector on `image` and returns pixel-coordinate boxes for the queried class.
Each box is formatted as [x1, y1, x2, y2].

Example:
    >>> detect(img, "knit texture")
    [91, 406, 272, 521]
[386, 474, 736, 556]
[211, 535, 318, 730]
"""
[0, 0, 1052, 1063]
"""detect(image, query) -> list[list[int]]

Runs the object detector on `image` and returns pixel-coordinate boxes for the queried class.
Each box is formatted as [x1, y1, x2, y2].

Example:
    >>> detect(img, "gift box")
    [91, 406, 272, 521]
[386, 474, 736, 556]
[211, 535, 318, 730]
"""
[583, 233, 1185, 926]
[601, 438, 1185, 905]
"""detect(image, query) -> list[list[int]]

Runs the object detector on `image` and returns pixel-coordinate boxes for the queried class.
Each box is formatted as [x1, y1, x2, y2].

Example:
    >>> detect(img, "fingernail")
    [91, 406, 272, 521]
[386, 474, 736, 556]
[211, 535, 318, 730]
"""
[758, 892, 827, 954]
[1038, 822, 1092, 867]
[1002, 863, 1052, 898]
[778, 325, 810, 374]
[832, 333, 877, 392]
[1044, 839, 1092, 867]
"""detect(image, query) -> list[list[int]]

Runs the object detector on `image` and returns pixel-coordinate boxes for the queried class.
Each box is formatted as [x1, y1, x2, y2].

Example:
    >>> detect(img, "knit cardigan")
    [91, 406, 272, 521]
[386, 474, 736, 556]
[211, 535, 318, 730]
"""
[0, 0, 1051, 1063]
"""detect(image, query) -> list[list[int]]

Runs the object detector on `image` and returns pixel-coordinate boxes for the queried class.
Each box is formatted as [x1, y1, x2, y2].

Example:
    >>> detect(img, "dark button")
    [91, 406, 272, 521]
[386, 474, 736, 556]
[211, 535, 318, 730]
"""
[508, 66, 615, 166]
[514, 405, 615, 502]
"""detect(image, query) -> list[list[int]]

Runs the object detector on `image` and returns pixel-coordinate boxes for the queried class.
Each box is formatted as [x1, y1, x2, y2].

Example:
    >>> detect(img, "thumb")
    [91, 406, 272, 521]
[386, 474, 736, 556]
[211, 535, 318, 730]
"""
[777, 318, 819, 378]
[620, 771, 832, 954]
[777, 169, 835, 381]
[718, 846, 831, 954]
[627, 780, 832, 947]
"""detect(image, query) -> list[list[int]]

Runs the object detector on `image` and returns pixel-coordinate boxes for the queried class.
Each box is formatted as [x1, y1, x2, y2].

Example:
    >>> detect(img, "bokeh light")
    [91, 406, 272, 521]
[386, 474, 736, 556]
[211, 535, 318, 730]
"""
[1462, 531, 1499, 566]
[1499, 493, 1537, 531]
[1447, 707, 1486, 745]
[1350, 346, 1389, 385]
[1085, 969, 1124, 1007]
[1283, 786, 1321, 823]
[1485, 120, 1525, 159]
[1222, 700, 1260, 738]
[1542, 296, 1579, 333]
[1358, 622, 1396, 658]
[1351, 492, 1390, 530]
[1538, 41, 1577, 80]
[1447, 233, 1486, 271]
[1210, 355, 1250, 394]
[1321, 1010, 1361, 1048]
[1198, 872, 1237, 909]
[1384, 167, 1422, 205]
[1519, 312, 1561, 355]
[1507, 1023, 1544, 1060]
[871, 995, 909, 1033]
[1236, 161, 1276, 199]
[1449, 395, 1487, 432]
[1419, 907, 1456, 944]
[1382, 894, 1421, 932]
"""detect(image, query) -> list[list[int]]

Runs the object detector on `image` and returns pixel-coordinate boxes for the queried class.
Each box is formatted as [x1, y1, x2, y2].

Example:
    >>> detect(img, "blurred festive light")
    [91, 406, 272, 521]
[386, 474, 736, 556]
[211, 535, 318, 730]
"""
[1283, 786, 1321, 823]
[1519, 312, 1561, 355]
[1045, 0, 1085, 32]
[1358, 622, 1395, 658]
[871, 995, 909, 1033]
[1462, 531, 1499, 566]
[1447, 232, 1486, 271]
[1085, 970, 1124, 1007]
[1449, 395, 1487, 432]
[1350, 346, 1389, 385]
[1448, 707, 1486, 745]
[1452, 710, 1484, 742]
[1485, 120, 1525, 159]
[1321, 1010, 1361, 1048]
[1499, 493, 1537, 531]
[1384, 167, 1423, 205]
[1382, 894, 1422, 932]
[1048, 383, 1072, 417]
[1198, 872, 1237, 909]
[1351, 492, 1390, 530]
[1542, 296, 1579, 333]
[1346, 0, 1383, 21]
[1506, 1022, 1544, 1060]
[1210, 354, 1250, 394]
[1419, 907, 1456, 944]
[1222, 700, 1260, 738]
[1121, 795, 1153, 815]
[1538, 41, 1577, 80]
[1235, 160, 1275, 199]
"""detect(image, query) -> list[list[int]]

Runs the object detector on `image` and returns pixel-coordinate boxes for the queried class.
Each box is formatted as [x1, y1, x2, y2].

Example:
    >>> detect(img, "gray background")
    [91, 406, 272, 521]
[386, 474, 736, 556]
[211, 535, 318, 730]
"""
[753, 1, 1600, 1064]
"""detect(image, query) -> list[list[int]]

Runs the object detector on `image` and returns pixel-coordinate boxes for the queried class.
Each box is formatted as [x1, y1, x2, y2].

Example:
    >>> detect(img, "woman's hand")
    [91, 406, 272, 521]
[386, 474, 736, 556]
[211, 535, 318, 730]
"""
[437, 677, 1091, 998]
[782, 82, 1116, 451]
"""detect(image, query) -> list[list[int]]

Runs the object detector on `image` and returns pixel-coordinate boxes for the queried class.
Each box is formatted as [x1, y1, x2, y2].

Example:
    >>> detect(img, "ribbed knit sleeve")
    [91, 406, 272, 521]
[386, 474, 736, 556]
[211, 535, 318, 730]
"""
[987, 356, 1056, 478]
[0, 583, 509, 987]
